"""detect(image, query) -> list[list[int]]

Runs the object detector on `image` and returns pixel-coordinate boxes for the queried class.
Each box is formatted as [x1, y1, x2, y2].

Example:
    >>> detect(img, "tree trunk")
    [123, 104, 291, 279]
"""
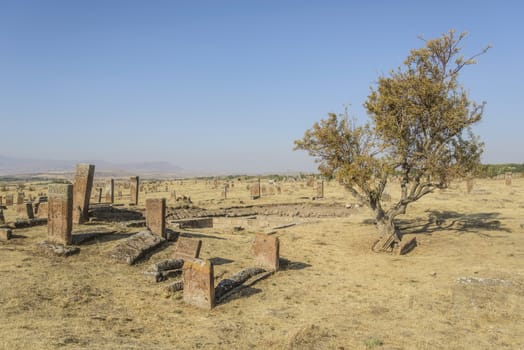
[372, 216, 401, 253]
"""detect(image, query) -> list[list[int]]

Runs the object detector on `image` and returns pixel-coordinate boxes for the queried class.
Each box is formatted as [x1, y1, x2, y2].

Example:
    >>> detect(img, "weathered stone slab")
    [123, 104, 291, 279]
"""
[146, 198, 166, 237]
[174, 237, 202, 260]
[0, 209, 5, 224]
[48, 184, 73, 245]
[183, 259, 215, 309]
[16, 192, 24, 205]
[0, 228, 12, 241]
[110, 230, 166, 265]
[5, 194, 13, 206]
[72, 163, 95, 224]
[176, 217, 213, 229]
[129, 176, 139, 205]
[253, 233, 279, 271]
[105, 178, 114, 203]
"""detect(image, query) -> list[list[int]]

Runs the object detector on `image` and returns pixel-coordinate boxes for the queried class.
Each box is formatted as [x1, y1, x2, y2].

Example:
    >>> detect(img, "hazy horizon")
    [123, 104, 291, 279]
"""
[2, 1, 523, 173]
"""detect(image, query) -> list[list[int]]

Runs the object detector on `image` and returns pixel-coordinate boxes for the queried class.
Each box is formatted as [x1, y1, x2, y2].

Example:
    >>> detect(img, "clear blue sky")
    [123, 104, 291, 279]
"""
[1, 0, 522, 173]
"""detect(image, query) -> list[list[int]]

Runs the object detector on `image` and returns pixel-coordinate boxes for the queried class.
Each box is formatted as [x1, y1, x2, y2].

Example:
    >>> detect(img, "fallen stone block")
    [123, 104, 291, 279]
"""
[0, 228, 12, 241]
[110, 230, 166, 265]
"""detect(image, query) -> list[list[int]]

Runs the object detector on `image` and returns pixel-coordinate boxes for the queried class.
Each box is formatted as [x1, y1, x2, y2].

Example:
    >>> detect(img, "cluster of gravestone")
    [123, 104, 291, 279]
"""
[0, 163, 283, 310]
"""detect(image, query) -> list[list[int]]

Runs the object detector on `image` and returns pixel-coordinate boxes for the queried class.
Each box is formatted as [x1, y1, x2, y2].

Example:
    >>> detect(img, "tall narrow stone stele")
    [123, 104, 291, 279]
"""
[129, 176, 139, 205]
[105, 178, 114, 204]
[146, 198, 166, 237]
[48, 184, 73, 245]
[183, 259, 215, 309]
[72, 163, 95, 224]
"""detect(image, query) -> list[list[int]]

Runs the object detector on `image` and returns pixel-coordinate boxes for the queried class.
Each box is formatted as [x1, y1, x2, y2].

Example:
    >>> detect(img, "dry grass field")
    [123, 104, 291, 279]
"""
[1, 176, 523, 349]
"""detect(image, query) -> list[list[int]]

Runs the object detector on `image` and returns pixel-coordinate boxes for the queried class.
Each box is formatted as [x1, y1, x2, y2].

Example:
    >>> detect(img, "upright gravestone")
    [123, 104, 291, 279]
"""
[5, 194, 13, 206]
[97, 188, 102, 203]
[253, 233, 280, 271]
[505, 172, 512, 186]
[48, 184, 73, 245]
[16, 192, 24, 205]
[183, 259, 215, 309]
[316, 181, 324, 199]
[25, 202, 34, 219]
[105, 178, 114, 204]
[72, 163, 95, 224]
[130, 176, 139, 205]
[250, 179, 261, 200]
[146, 198, 166, 237]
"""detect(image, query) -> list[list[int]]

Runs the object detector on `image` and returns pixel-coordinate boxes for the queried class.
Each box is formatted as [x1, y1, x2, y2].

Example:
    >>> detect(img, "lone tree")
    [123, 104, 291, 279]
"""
[294, 30, 489, 252]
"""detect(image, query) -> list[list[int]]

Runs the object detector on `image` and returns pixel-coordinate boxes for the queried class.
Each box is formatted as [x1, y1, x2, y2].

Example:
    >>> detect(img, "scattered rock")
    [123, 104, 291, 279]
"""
[38, 241, 80, 257]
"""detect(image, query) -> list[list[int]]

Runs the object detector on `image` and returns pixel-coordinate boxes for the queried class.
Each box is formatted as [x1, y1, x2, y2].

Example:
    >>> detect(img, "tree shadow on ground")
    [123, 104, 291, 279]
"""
[72, 232, 134, 245]
[217, 287, 262, 305]
[398, 210, 511, 237]
[279, 258, 312, 271]
[88, 206, 144, 222]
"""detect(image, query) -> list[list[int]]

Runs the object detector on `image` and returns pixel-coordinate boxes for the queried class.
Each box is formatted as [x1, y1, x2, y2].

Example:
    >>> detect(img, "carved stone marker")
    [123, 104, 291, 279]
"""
[130, 176, 139, 205]
[16, 192, 24, 205]
[250, 179, 261, 200]
[25, 202, 34, 219]
[316, 181, 324, 199]
[253, 233, 279, 271]
[48, 184, 73, 245]
[175, 237, 202, 260]
[146, 198, 166, 237]
[5, 194, 13, 207]
[183, 259, 215, 309]
[105, 178, 114, 203]
[72, 163, 95, 224]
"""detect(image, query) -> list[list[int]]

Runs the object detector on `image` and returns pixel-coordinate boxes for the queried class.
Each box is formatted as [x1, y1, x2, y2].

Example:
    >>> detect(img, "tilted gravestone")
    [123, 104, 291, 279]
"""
[129, 176, 139, 205]
[48, 184, 73, 245]
[72, 163, 95, 224]
[253, 233, 280, 271]
[183, 259, 215, 309]
[174, 237, 202, 260]
[146, 198, 166, 237]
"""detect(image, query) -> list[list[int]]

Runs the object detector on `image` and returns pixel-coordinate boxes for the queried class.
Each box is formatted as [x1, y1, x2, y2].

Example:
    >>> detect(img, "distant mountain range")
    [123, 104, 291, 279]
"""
[0, 155, 183, 177]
